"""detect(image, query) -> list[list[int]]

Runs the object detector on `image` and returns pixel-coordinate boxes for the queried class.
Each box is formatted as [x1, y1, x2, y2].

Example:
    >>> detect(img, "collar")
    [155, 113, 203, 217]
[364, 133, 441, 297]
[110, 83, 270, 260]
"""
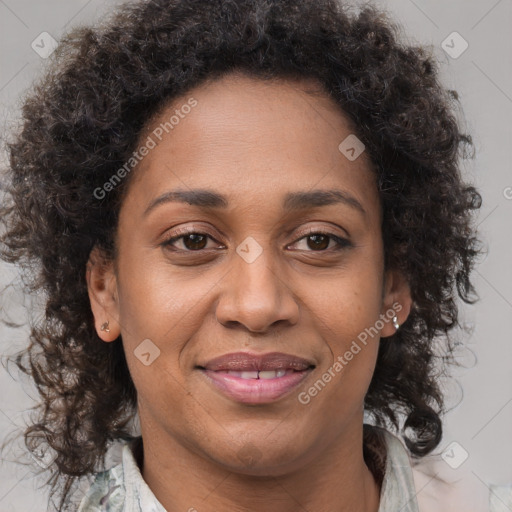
[78, 428, 419, 512]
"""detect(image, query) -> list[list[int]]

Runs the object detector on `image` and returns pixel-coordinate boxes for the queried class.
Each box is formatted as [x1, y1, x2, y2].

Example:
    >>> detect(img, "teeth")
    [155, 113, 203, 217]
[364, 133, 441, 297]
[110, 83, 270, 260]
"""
[240, 371, 259, 379]
[259, 370, 276, 379]
[259, 369, 287, 379]
[224, 370, 289, 379]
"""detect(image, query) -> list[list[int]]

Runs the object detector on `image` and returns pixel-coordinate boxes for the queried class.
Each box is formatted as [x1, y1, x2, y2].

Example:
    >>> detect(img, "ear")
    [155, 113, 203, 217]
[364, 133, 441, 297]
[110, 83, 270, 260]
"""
[380, 268, 412, 338]
[86, 245, 121, 342]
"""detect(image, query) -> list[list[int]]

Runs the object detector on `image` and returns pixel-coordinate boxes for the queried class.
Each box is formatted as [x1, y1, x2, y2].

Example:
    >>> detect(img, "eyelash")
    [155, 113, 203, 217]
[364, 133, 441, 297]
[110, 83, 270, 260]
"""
[160, 227, 352, 253]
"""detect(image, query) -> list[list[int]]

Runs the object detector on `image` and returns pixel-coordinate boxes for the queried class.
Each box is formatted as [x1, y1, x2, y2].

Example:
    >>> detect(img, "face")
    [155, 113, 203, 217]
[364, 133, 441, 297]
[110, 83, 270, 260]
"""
[87, 72, 411, 475]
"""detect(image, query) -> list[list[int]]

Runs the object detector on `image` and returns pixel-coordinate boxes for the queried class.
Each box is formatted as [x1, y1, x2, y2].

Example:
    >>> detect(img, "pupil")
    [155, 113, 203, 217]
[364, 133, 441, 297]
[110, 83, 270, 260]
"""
[308, 234, 329, 250]
[184, 234, 207, 250]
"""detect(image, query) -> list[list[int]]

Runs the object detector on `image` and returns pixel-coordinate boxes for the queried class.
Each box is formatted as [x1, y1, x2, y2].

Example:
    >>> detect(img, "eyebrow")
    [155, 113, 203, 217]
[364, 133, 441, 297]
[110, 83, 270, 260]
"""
[143, 188, 366, 217]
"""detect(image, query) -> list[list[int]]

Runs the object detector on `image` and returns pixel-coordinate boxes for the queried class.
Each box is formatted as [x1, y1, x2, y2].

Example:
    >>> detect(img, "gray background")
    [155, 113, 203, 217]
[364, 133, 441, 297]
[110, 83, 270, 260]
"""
[0, 0, 511, 510]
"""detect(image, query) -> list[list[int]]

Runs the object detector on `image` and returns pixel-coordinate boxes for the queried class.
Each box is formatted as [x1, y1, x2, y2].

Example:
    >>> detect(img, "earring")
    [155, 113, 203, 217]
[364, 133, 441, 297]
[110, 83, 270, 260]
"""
[100, 321, 110, 333]
[392, 316, 400, 331]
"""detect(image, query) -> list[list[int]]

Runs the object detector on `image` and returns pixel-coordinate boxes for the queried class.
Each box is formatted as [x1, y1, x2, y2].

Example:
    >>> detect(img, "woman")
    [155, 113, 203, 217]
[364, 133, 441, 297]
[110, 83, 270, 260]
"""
[0, 0, 481, 510]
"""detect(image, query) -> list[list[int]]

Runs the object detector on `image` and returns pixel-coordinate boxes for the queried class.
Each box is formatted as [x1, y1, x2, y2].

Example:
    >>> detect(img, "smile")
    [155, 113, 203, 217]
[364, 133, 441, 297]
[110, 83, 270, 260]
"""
[199, 367, 313, 404]
[196, 351, 316, 404]
[221, 369, 290, 379]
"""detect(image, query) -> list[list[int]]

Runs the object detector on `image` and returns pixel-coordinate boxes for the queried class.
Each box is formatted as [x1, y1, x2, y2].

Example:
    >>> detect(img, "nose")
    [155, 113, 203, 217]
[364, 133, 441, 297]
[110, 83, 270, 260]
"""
[215, 244, 300, 333]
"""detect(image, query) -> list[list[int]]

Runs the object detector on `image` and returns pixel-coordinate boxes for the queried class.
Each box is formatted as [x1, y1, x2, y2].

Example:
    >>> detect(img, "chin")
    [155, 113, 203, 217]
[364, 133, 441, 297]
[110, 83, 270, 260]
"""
[205, 439, 311, 477]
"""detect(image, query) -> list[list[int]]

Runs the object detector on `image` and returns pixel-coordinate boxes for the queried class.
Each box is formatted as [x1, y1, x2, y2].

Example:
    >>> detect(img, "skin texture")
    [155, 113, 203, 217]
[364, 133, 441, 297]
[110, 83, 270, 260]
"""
[87, 73, 412, 512]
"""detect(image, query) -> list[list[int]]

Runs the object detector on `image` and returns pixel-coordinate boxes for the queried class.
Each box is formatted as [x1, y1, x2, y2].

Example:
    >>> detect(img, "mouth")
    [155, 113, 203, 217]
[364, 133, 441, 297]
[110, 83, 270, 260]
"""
[196, 351, 316, 404]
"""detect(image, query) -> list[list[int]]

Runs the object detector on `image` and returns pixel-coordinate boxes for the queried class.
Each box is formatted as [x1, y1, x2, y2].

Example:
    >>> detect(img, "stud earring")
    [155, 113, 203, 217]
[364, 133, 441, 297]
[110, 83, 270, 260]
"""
[392, 316, 400, 331]
[100, 321, 110, 333]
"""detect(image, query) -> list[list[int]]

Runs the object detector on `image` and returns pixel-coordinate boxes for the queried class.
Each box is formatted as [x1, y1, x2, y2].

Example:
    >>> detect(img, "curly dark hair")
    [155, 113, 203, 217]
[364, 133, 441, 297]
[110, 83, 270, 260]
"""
[0, 0, 481, 509]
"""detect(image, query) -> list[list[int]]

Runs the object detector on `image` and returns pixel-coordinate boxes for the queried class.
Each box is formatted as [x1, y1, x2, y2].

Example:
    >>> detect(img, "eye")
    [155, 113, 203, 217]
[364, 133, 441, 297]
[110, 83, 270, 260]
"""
[160, 228, 351, 253]
[289, 231, 352, 252]
[161, 231, 224, 252]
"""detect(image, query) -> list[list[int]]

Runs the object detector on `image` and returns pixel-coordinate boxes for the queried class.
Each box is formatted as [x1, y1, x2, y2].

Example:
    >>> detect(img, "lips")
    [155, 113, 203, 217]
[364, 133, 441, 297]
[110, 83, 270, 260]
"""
[197, 352, 315, 404]
[198, 351, 315, 372]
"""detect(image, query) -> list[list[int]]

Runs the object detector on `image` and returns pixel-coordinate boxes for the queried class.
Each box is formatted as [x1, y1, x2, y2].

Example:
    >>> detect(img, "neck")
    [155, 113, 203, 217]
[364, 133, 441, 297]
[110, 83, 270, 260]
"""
[139, 422, 381, 512]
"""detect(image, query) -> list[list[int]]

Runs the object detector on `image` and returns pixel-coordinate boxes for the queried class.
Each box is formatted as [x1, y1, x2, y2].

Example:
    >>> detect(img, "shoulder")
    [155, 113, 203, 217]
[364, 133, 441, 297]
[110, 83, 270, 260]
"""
[77, 439, 166, 512]
[77, 462, 125, 512]
[411, 452, 490, 512]
[372, 426, 489, 512]
[377, 427, 420, 512]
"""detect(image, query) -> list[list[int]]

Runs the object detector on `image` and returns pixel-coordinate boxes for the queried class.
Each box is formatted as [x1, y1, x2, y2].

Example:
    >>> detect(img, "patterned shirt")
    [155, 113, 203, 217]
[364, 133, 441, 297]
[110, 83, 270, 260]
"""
[77, 429, 419, 512]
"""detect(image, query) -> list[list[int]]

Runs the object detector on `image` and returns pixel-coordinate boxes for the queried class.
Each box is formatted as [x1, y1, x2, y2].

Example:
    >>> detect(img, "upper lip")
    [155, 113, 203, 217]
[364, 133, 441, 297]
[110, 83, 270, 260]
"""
[198, 352, 316, 372]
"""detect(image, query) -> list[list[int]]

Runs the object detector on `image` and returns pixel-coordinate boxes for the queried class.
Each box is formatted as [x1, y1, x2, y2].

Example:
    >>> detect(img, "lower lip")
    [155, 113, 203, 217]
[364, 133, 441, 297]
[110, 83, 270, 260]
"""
[200, 369, 313, 404]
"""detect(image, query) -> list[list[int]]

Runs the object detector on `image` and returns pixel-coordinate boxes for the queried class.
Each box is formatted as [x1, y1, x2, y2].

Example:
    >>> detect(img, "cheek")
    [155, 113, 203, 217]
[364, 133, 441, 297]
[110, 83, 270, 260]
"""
[300, 291, 381, 426]
[113, 257, 204, 394]
[301, 256, 383, 403]
[308, 259, 384, 346]
[115, 242, 208, 342]
[314, 290, 381, 385]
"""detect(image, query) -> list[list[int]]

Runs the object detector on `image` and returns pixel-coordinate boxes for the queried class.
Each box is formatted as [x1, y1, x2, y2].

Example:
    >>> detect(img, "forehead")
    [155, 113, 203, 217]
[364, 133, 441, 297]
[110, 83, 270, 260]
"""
[123, 72, 379, 217]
